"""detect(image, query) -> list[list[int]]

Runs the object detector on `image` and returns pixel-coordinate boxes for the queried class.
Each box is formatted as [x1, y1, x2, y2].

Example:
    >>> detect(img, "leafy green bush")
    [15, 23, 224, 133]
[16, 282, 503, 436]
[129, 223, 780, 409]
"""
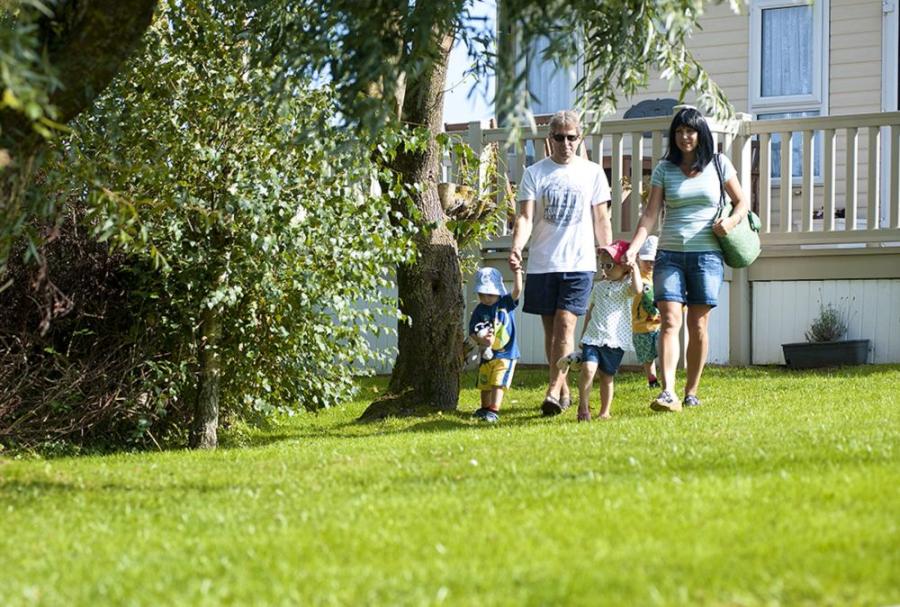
[2, 1, 418, 447]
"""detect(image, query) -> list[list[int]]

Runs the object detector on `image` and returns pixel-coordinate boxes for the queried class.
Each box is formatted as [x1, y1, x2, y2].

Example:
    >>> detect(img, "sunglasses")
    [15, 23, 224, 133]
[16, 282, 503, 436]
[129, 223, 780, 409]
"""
[551, 133, 579, 142]
[599, 261, 615, 271]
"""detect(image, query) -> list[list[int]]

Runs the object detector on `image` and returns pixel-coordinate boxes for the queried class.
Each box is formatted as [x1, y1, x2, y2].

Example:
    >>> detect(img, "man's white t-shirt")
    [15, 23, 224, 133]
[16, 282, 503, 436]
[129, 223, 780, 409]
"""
[517, 156, 611, 274]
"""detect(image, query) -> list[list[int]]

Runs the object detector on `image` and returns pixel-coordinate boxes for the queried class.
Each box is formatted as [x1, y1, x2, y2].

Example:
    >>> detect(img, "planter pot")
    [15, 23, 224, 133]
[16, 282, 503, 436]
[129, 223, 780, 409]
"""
[781, 339, 870, 369]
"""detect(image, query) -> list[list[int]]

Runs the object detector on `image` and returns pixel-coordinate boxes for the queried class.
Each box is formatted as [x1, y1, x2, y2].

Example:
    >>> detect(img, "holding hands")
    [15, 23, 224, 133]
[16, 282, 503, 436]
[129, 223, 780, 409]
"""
[508, 246, 523, 273]
[623, 244, 639, 267]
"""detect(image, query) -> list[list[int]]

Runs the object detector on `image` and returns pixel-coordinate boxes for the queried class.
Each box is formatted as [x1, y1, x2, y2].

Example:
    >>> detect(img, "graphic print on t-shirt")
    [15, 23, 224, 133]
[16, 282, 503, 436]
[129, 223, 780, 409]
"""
[543, 177, 584, 226]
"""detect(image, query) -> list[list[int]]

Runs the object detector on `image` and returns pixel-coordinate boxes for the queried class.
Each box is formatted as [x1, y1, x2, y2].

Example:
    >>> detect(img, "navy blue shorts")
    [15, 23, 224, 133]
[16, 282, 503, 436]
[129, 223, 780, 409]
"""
[654, 250, 725, 307]
[523, 272, 594, 316]
[581, 344, 625, 376]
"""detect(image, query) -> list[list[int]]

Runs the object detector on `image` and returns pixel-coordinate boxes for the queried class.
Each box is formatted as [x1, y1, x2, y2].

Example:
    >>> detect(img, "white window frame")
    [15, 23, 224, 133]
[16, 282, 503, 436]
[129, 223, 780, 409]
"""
[749, 0, 830, 113]
[750, 0, 829, 186]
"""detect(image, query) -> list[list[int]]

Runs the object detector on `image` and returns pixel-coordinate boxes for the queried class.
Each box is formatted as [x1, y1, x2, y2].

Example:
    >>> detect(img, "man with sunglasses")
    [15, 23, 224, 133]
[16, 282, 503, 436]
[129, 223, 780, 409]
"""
[508, 110, 612, 416]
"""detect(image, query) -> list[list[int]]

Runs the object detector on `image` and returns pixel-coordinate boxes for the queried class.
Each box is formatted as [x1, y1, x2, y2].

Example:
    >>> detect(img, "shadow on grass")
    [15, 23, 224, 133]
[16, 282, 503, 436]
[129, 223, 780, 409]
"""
[188, 365, 900, 450]
[0, 477, 250, 498]
[257, 396, 674, 445]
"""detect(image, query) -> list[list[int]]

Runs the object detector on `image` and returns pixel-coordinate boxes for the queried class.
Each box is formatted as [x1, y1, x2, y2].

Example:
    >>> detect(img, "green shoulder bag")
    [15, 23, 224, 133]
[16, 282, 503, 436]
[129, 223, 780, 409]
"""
[713, 154, 761, 268]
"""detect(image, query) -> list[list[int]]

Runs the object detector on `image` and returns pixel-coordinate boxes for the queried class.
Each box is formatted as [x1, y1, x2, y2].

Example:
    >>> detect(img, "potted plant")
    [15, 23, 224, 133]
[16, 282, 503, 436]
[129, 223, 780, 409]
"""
[781, 303, 870, 369]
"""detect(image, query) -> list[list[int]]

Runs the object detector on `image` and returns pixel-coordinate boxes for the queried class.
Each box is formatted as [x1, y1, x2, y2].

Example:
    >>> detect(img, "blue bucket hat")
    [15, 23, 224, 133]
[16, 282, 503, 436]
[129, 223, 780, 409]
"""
[473, 267, 507, 296]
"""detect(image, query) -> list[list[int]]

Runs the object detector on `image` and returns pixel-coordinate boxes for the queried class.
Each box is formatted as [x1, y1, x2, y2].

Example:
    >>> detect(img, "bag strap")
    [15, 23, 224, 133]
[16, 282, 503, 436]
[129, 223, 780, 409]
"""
[713, 153, 726, 211]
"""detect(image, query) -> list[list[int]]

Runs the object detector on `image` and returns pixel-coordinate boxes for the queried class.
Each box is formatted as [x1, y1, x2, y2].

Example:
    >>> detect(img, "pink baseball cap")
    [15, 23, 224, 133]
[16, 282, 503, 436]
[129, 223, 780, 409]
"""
[598, 240, 630, 264]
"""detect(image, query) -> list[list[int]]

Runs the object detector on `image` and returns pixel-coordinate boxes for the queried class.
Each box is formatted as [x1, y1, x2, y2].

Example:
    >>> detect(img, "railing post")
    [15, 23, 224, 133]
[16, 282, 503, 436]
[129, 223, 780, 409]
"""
[732, 113, 753, 207]
[823, 128, 836, 232]
[630, 132, 643, 233]
[780, 131, 793, 232]
[611, 133, 624, 234]
[467, 120, 488, 196]
[801, 130, 815, 232]
[730, 113, 753, 366]
[759, 133, 772, 233]
[651, 131, 664, 167]
[868, 126, 881, 230]
[847, 127, 859, 230]
[729, 267, 752, 366]
[891, 124, 900, 229]
[496, 140, 511, 233]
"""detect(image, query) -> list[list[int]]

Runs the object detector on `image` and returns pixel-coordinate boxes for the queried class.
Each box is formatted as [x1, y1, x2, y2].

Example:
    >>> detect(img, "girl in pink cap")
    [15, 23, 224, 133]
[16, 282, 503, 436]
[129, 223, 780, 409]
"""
[558, 240, 642, 420]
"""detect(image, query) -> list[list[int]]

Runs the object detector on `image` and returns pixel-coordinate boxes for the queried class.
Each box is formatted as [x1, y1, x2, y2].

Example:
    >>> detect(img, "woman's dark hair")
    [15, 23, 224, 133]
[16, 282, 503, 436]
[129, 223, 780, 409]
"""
[665, 107, 715, 172]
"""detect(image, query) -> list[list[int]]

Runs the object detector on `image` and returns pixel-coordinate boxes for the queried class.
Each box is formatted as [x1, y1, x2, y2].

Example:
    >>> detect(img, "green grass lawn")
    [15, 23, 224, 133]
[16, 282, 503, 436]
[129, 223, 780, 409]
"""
[1, 365, 898, 606]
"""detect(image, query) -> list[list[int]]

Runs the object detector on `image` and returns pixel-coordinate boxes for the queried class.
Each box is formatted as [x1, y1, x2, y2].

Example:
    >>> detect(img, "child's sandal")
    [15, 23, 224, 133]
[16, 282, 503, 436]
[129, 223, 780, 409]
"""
[577, 408, 591, 422]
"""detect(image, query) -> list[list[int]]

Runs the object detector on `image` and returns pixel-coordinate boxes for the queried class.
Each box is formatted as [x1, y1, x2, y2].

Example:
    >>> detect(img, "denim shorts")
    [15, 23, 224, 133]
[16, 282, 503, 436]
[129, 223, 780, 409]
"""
[653, 249, 724, 307]
[581, 344, 625, 377]
[523, 271, 594, 316]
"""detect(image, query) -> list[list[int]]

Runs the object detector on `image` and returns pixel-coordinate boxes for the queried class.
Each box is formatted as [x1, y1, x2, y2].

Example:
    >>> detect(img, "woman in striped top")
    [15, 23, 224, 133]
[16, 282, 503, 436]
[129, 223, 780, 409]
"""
[624, 107, 749, 413]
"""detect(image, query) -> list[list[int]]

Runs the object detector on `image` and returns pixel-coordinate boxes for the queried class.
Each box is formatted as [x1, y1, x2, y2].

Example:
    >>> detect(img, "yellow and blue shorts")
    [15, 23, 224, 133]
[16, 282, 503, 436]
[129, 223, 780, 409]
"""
[477, 358, 516, 391]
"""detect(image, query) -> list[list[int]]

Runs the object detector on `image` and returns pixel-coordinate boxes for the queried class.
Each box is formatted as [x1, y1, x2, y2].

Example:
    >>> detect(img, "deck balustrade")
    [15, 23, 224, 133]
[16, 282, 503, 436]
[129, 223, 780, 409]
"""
[443, 111, 900, 250]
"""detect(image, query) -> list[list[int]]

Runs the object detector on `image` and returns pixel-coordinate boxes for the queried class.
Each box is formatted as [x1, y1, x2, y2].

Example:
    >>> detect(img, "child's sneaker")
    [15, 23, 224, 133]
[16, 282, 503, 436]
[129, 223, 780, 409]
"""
[650, 390, 682, 412]
[648, 379, 660, 389]
[473, 408, 499, 423]
[683, 394, 701, 407]
[556, 352, 583, 374]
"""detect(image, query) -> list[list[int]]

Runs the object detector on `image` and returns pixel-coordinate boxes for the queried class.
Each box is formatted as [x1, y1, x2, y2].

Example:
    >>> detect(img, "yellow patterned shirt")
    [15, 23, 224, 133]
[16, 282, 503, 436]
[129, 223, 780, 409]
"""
[632, 270, 661, 334]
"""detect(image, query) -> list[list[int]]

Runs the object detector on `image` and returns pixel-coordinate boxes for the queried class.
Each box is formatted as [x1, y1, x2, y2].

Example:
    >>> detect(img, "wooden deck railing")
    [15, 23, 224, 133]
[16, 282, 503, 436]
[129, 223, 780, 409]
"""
[750, 111, 900, 245]
[444, 111, 900, 250]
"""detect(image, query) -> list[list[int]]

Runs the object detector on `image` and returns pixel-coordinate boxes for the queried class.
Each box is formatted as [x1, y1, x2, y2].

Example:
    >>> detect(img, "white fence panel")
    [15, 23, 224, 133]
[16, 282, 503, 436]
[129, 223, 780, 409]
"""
[752, 279, 900, 364]
[356, 284, 398, 375]
[362, 278, 900, 374]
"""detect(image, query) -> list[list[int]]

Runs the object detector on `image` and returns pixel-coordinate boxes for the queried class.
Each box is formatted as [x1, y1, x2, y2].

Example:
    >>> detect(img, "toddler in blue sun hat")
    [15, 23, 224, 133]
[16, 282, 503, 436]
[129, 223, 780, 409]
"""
[468, 266, 522, 423]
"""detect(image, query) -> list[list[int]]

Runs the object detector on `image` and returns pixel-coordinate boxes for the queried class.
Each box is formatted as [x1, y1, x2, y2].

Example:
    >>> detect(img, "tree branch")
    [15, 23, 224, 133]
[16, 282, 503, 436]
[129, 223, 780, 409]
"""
[1, 0, 158, 146]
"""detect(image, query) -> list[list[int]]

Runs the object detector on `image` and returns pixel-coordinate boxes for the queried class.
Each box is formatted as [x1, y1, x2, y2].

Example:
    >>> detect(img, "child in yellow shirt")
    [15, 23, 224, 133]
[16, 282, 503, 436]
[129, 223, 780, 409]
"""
[632, 236, 661, 389]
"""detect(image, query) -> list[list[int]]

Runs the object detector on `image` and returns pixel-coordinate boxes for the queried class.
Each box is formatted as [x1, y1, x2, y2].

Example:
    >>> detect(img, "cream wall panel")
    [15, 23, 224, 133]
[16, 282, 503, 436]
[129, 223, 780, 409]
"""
[830, 2, 882, 20]
[829, 0, 881, 115]
[605, 2, 750, 118]
[752, 279, 900, 364]
[831, 52, 885, 70]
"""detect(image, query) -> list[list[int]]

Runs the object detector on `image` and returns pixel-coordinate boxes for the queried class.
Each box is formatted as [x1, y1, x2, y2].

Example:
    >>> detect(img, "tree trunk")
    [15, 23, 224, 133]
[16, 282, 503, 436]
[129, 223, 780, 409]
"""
[359, 25, 461, 421]
[189, 307, 221, 449]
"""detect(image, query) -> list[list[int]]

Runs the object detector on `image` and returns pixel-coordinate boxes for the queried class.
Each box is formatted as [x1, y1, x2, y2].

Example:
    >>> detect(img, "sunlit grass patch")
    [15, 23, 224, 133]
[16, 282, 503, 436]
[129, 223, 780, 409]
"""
[1, 365, 898, 606]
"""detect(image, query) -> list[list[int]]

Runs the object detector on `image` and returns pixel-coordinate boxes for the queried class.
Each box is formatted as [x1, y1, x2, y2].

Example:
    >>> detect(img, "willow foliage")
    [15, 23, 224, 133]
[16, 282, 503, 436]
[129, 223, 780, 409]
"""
[39, 1, 417, 431]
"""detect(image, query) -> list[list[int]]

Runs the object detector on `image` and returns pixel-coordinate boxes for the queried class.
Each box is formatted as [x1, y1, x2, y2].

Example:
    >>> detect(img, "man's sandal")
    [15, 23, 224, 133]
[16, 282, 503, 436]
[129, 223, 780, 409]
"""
[541, 395, 563, 416]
